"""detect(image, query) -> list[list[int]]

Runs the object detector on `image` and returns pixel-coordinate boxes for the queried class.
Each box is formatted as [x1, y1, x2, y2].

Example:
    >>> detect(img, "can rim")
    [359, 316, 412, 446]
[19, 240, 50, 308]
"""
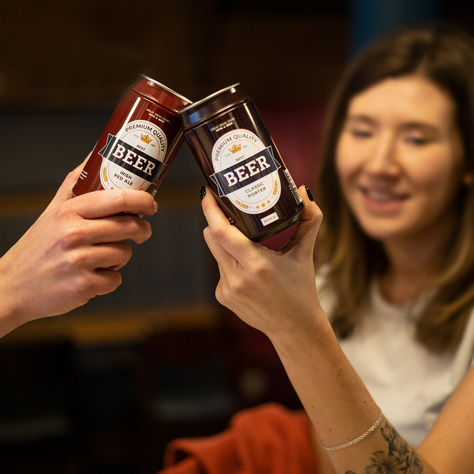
[139, 74, 192, 104]
[179, 83, 241, 115]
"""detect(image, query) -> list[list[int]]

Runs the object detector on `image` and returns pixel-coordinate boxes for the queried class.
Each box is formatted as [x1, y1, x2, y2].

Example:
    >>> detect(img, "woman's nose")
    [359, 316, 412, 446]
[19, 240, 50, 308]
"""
[364, 134, 400, 176]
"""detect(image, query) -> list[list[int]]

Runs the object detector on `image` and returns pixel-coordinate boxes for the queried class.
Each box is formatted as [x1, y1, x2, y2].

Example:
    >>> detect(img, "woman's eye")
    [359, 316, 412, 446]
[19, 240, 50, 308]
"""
[405, 136, 429, 145]
[350, 128, 372, 139]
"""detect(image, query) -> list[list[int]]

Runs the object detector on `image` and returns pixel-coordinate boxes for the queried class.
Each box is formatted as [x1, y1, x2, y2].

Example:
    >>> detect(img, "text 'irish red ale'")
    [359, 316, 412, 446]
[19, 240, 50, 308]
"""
[73, 75, 191, 197]
[179, 84, 304, 241]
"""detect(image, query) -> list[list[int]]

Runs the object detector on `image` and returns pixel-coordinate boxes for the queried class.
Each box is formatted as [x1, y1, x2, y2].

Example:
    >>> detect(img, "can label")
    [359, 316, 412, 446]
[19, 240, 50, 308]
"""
[99, 120, 168, 191]
[210, 129, 282, 214]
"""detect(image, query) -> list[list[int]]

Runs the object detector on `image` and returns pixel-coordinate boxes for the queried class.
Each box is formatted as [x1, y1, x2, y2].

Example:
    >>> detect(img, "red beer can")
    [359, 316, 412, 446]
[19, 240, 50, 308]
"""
[179, 84, 304, 241]
[73, 75, 191, 197]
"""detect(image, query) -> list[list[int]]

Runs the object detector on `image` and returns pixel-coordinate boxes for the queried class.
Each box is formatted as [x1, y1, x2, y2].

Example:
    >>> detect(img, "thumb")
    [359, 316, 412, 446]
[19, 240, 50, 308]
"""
[281, 185, 322, 258]
[46, 155, 90, 210]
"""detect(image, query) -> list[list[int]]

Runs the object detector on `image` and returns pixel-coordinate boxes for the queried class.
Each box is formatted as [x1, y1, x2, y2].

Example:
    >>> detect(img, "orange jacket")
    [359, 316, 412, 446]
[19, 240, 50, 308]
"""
[160, 403, 316, 474]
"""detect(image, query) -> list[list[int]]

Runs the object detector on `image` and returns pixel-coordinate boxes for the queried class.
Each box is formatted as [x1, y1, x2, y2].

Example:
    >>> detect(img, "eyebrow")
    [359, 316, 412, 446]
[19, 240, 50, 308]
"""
[345, 114, 440, 134]
[344, 114, 375, 126]
[400, 122, 440, 134]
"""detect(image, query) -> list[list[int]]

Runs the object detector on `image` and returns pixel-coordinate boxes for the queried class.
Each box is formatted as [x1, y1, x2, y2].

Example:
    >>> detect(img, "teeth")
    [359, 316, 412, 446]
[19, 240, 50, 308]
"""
[366, 190, 396, 202]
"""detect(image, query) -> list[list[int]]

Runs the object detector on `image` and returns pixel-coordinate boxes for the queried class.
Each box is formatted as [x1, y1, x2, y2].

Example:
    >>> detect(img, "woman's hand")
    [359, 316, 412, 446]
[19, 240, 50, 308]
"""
[0, 161, 157, 335]
[201, 185, 323, 342]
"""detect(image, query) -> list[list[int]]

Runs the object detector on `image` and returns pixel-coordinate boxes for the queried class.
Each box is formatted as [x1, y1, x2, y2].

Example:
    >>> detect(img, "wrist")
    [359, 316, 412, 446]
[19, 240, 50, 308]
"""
[0, 295, 24, 338]
[268, 303, 334, 358]
[0, 256, 27, 337]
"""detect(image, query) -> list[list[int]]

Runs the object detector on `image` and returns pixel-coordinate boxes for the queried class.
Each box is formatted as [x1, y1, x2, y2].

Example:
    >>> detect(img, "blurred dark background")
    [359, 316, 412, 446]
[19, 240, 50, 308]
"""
[0, 1, 473, 472]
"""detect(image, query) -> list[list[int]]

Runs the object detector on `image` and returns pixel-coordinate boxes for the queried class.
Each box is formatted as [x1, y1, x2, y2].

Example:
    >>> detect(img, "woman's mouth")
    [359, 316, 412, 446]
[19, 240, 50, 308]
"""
[359, 186, 409, 213]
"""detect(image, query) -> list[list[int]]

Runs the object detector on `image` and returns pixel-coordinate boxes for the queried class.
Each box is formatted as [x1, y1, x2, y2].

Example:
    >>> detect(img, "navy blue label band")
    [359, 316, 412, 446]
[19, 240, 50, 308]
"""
[99, 134, 165, 182]
[210, 146, 280, 197]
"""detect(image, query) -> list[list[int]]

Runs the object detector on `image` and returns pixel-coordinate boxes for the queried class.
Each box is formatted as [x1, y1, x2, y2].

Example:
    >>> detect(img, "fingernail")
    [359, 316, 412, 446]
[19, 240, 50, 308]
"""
[200, 186, 206, 200]
[153, 200, 158, 213]
[304, 185, 314, 202]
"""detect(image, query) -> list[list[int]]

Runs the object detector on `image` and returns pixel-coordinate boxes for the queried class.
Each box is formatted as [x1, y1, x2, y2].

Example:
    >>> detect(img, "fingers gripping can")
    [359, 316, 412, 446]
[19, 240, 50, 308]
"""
[179, 84, 304, 241]
[73, 75, 191, 197]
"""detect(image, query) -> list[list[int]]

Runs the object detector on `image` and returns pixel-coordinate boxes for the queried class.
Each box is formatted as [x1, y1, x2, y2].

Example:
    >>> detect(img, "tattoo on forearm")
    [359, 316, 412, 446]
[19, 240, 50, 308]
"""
[344, 422, 424, 474]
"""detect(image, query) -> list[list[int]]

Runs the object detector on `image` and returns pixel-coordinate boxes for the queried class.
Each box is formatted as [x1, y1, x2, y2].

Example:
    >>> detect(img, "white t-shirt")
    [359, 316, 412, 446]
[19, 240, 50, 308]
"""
[317, 276, 474, 447]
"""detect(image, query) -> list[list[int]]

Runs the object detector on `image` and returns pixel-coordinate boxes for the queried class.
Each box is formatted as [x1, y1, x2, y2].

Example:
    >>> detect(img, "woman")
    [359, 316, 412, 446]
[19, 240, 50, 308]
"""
[164, 23, 474, 473]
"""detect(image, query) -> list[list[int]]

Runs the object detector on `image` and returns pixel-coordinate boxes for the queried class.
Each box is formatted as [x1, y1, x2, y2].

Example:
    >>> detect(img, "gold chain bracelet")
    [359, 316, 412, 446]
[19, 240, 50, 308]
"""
[321, 409, 383, 451]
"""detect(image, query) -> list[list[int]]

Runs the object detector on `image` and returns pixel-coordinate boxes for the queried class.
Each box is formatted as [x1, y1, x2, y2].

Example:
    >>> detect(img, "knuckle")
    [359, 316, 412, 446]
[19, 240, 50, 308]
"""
[55, 224, 86, 250]
[248, 260, 271, 282]
[69, 270, 96, 301]
[217, 283, 235, 307]
[203, 223, 233, 246]
[142, 192, 155, 209]
[137, 221, 153, 242]
[76, 269, 122, 300]
[210, 225, 228, 243]
[115, 243, 133, 266]
[109, 189, 128, 210]
[120, 216, 150, 242]
[122, 242, 133, 260]
[121, 216, 140, 235]
[99, 271, 123, 295]
[54, 201, 73, 221]
[215, 284, 225, 305]
[227, 273, 249, 297]
[63, 248, 89, 272]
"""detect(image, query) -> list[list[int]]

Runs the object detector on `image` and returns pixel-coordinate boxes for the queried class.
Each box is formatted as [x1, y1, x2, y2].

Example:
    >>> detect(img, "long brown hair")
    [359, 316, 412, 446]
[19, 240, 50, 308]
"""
[316, 22, 474, 353]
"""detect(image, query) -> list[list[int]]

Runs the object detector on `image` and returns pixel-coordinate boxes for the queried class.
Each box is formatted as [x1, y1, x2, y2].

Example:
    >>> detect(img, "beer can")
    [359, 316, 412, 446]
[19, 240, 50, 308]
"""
[73, 74, 191, 197]
[179, 84, 304, 241]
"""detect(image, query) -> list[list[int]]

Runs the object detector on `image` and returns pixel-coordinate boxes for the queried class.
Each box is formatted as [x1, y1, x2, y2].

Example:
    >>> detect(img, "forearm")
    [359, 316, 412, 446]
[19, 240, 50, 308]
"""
[269, 307, 434, 473]
[0, 253, 28, 337]
[0, 310, 26, 338]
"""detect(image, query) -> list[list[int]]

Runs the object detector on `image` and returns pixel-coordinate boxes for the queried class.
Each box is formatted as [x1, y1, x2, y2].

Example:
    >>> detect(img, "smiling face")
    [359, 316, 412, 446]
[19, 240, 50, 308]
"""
[335, 75, 468, 246]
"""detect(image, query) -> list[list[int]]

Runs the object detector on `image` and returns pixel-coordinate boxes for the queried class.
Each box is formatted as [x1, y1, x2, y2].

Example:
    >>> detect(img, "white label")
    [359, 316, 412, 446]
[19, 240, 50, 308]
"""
[210, 129, 282, 215]
[99, 120, 167, 191]
[261, 212, 279, 226]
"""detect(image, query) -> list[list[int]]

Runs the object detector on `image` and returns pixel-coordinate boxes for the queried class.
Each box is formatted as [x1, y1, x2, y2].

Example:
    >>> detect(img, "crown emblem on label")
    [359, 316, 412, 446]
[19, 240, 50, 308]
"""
[140, 134, 152, 144]
[230, 144, 242, 153]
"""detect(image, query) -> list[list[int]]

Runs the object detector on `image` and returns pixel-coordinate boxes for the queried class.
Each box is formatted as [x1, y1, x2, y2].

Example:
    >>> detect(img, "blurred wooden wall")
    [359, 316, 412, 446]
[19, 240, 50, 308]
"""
[0, 0, 349, 108]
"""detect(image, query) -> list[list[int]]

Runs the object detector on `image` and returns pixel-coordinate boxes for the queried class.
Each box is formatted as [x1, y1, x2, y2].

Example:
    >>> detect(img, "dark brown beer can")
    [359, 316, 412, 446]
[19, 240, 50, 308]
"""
[73, 75, 191, 197]
[179, 84, 304, 241]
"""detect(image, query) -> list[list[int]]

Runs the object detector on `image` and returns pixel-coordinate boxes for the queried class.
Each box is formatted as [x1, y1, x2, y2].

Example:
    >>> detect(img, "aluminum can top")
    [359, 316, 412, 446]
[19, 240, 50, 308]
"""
[179, 83, 247, 130]
[134, 74, 191, 112]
